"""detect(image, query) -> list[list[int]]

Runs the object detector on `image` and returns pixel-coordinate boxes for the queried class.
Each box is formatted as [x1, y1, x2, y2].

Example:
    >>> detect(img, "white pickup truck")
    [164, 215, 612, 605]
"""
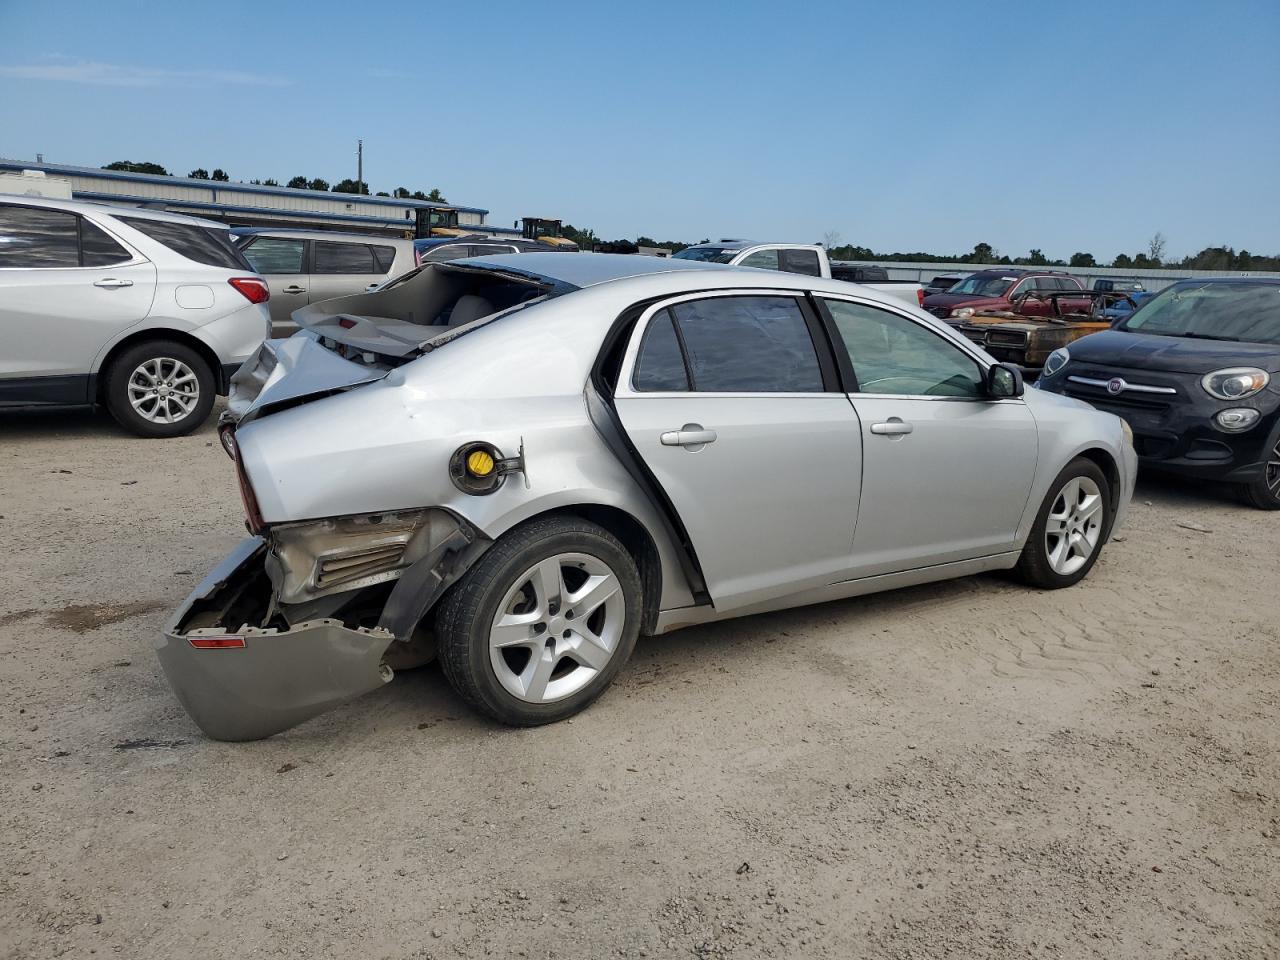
[672, 240, 924, 308]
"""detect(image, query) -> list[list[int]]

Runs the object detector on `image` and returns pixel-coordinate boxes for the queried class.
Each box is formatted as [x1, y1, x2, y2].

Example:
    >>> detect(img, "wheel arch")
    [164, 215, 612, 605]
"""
[519, 503, 664, 636]
[1075, 446, 1121, 507]
[93, 328, 228, 404]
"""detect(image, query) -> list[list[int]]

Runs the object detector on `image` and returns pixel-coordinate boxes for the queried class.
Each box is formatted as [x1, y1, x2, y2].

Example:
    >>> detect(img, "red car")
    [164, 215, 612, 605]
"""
[923, 269, 1087, 325]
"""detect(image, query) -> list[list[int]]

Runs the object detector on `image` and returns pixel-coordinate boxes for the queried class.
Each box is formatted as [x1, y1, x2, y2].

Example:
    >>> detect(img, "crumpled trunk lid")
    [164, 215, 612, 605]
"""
[225, 335, 385, 425]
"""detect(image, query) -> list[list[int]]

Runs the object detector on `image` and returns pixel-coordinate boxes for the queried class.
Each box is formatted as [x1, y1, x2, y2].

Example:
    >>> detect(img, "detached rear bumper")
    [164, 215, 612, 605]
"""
[156, 538, 394, 742]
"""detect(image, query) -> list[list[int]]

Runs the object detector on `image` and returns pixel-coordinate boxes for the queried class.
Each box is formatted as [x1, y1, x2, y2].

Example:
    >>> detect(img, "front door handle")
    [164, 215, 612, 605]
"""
[660, 425, 718, 448]
[283, 285, 307, 294]
[870, 419, 913, 436]
[93, 278, 133, 289]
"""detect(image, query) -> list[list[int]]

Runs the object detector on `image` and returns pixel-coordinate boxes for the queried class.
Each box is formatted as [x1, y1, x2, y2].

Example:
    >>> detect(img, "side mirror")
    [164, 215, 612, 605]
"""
[988, 362, 1024, 399]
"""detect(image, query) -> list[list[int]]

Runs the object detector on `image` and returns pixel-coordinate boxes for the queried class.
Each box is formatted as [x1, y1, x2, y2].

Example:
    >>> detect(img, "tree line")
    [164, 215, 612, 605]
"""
[100, 161, 446, 202]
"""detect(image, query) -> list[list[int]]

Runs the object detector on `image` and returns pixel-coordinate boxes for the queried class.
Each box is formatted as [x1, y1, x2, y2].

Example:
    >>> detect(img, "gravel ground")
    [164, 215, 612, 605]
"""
[1, 405, 1277, 960]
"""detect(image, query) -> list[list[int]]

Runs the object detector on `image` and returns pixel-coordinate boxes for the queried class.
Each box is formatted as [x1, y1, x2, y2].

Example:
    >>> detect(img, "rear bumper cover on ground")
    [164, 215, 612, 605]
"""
[156, 537, 395, 742]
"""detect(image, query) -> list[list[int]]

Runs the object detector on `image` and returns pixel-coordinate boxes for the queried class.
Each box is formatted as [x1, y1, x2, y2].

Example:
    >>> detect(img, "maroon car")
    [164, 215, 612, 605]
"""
[923, 269, 1087, 325]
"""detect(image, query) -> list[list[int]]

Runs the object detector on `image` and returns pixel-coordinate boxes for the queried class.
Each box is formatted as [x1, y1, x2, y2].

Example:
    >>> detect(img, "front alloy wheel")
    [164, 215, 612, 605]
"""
[1015, 457, 1112, 588]
[436, 516, 642, 725]
[1243, 433, 1280, 510]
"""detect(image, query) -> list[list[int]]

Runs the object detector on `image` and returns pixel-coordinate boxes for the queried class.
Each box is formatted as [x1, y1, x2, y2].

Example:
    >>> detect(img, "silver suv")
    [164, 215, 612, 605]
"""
[233, 229, 417, 336]
[0, 197, 270, 437]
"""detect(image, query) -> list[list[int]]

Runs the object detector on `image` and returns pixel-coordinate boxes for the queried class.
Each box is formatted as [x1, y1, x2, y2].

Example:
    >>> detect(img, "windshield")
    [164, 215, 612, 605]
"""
[944, 275, 1015, 297]
[1117, 282, 1280, 344]
[673, 247, 737, 264]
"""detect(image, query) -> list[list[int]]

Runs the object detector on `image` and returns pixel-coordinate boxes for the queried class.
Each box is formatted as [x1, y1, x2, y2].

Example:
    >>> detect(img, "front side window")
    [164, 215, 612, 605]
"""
[118, 217, 250, 270]
[738, 249, 780, 271]
[241, 237, 305, 274]
[824, 299, 985, 398]
[779, 248, 821, 277]
[0, 204, 80, 268]
[665, 296, 824, 392]
[313, 241, 376, 274]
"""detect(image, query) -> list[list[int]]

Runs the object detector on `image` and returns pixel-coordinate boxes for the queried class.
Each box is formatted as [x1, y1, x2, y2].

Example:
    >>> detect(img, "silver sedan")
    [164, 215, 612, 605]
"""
[158, 254, 1137, 740]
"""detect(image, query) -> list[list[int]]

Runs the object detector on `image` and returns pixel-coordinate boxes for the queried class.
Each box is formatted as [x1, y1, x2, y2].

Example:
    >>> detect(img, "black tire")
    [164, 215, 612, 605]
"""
[1014, 457, 1112, 589]
[104, 340, 215, 438]
[1241, 426, 1280, 510]
[435, 516, 643, 726]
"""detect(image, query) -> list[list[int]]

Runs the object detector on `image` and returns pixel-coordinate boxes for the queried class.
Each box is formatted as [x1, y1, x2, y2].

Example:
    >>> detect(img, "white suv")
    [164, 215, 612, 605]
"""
[0, 197, 270, 437]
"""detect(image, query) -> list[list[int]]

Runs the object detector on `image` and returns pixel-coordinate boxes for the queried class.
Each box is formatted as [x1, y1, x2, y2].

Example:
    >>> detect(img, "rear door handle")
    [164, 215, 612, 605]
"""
[283, 285, 307, 294]
[93, 278, 133, 289]
[660, 426, 718, 448]
[870, 419, 913, 436]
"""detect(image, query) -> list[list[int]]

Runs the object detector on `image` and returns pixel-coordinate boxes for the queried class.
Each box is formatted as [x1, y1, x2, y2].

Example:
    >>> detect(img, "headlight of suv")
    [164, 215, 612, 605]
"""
[1042, 347, 1070, 377]
[951, 307, 975, 319]
[1201, 367, 1269, 400]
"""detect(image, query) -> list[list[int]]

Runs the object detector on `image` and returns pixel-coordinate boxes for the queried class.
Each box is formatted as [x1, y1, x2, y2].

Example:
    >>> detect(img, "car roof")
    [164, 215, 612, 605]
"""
[459, 252, 740, 288]
[231, 227, 406, 243]
[1169, 276, 1280, 286]
[0, 193, 229, 229]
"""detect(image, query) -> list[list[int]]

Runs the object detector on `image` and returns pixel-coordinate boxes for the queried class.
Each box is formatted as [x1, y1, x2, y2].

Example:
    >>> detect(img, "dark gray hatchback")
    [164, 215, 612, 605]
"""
[1037, 278, 1280, 509]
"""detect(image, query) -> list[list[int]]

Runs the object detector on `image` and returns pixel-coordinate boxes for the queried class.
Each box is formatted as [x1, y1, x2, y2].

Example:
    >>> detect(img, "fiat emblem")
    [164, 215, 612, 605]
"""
[1106, 377, 1126, 396]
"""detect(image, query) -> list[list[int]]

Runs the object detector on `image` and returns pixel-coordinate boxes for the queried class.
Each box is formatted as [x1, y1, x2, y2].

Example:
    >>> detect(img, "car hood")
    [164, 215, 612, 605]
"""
[1067, 329, 1280, 375]
[923, 293, 1003, 311]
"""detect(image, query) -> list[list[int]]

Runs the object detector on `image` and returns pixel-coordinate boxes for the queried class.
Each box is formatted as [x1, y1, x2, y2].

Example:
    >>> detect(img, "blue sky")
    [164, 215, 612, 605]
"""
[1, 0, 1277, 262]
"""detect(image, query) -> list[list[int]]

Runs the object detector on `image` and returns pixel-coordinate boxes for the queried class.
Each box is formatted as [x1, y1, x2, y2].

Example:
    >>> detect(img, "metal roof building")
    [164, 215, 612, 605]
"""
[0, 158, 493, 238]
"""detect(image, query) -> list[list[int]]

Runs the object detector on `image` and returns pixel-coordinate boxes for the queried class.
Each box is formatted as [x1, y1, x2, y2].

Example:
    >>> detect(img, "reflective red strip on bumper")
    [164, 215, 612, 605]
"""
[188, 636, 246, 650]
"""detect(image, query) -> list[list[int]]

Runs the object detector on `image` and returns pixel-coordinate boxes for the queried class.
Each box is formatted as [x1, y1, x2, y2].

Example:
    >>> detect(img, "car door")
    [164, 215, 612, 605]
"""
[613, 292, 863, 612]
[238, 235, 309, 335]
[817, 296, 1038, 577]
[0, 203, 156, 401]
[309, 240, 387, 307]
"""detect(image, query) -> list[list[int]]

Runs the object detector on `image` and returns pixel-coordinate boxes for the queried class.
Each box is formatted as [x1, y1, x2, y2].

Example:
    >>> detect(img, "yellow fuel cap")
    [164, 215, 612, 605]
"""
[466, 449, 495, 477]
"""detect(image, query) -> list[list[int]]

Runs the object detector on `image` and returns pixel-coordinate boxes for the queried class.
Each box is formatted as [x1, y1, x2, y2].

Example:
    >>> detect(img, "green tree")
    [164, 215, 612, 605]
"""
[1112, 253, 1133, 268]
[1068, 252, 1095, 267]
[211, 168, 230, 182]
[188, 168, 210, 180]
[393, 187, 412, 198]
[102, 160, 169, 176]
[332, 178, 369, 194]
[970, 242, 995, 263]
[309, 178, 329, 192]
[375, 191, 390, 197]
[262, 178, 279, 187]
[1024, 249, 1049, 266]
[287, 176, 310, 189]
[425, 187, 446, 202]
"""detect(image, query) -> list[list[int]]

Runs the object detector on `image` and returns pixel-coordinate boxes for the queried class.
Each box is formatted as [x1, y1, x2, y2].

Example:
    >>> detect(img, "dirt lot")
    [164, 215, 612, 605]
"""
[1, 405, 1276, 960]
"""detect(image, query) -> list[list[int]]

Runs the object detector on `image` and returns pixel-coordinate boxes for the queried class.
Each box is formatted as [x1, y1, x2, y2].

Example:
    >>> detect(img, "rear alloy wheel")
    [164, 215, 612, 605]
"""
[1243, 434, 1280, 510]
[1015, 458, 1111, 588]
[435, 517, 642, 725]
[104, 340, 215, 438]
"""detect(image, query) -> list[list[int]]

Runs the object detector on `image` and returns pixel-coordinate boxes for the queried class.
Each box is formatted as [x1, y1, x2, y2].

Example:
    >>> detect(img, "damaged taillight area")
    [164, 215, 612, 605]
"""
[158, 510, 489, 741]
[219, 424, 266, 534]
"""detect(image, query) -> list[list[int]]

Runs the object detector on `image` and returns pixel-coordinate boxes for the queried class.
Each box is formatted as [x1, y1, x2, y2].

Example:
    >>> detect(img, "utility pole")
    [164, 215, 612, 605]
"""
[357, 139, 363, 195]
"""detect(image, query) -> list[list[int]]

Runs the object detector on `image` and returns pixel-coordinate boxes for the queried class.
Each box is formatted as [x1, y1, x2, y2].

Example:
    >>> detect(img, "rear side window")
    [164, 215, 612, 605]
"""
[118, 217, 250, 270]
[633, 310, 690, 391]
[241, 237, 305, 274]
[0, 204, 80, 267]
[779, 248, 821, 277]
[421, 244, 473, 263]
[313, 241, 376, 274]
[370, 244, 396, 273]
[666, 296, 824, 392]
[738, 249, 780, 271]
[79, 219, 132, 266]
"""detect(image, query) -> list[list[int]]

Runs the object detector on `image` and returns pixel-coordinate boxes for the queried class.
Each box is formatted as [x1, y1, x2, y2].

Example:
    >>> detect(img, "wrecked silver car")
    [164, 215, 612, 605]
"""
[159, 253, 1136, 740]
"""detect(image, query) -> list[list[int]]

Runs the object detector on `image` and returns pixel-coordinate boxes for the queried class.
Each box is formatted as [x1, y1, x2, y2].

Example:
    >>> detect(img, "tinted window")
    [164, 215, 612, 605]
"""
[948, 274, 1015, 297]
[241, 237, 305, 274]
[118, 217, 249, 270]
[422, 244, 473, 263]
[779, 248, 822, 276]
[370, 244, 396, 273]
[79, 219, 132, 266]
[824, 299, 984, 398]
[738, 249, 780, 271]
[633, 310, 690, 391]
[469, 244, 516, 257]
[313, 241, 376, 274]
[669, 296, 823, 393]
[0, 204, 80, 267]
